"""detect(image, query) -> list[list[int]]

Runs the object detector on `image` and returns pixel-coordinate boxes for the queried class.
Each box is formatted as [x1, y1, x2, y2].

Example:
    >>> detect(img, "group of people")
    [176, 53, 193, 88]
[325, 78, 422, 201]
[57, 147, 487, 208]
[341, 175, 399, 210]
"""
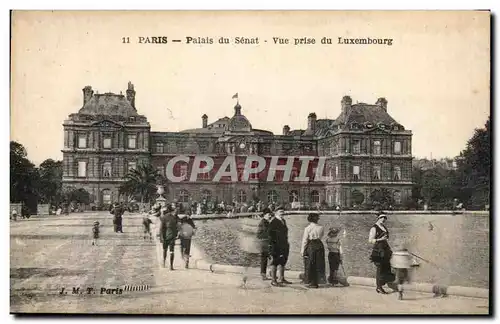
[253, 207, 416, 298]
[150, 203, 197, 270]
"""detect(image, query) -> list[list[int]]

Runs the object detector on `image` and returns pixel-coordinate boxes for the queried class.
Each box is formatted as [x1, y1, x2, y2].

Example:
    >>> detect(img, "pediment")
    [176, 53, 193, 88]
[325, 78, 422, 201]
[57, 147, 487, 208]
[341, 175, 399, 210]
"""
[91, 120, 123, 129]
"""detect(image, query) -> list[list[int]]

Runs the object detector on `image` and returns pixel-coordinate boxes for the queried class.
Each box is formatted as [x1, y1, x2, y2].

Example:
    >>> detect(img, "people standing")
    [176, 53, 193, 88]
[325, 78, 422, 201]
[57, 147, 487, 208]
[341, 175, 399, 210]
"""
[92, 221, 100, 246]
[257, 208, 272, 280]
[159, 205, 179, 270]
[111, 203, 124, 233]
[300, 213, 325, 288]
[369, 213, 394, 294]
[142, 209, 153, 241]
[268, 206, 291, 286]
[326, 227, 345, 286]
[178, 212, 196, 269]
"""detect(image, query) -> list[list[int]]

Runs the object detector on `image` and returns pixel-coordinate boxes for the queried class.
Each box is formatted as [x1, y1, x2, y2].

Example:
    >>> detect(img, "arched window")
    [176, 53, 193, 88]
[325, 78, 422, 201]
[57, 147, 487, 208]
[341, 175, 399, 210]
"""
[202, 190, 211, 201]
[237, 190, 247, 203]
[310, 190, 320, 203]
[267, 190, 279, 203]
[179, 189, 189, 203]
[102, 189, 111, 205]
[289, 190, 299, 203]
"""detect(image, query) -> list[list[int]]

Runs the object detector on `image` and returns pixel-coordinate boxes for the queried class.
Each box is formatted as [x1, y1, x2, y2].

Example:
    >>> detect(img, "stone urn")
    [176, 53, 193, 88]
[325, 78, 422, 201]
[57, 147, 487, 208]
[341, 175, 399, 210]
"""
[155, 185, 167, 207]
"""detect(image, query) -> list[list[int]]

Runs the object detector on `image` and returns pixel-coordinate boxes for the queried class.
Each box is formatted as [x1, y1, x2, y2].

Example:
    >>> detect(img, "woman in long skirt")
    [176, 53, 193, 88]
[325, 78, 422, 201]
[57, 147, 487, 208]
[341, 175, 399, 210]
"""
[369, 214, 394, 294]
[301, 213, 325, 288]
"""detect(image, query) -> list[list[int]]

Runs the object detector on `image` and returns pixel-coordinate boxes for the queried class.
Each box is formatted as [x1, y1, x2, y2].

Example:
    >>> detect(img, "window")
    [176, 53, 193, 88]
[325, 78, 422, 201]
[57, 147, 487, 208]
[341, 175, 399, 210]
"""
[77, 161, 87, 177]
[310, 190, 320, 203]
[202, 190, 212, 201]
[373, 140, 381, 155]
[394, 166, 401, 181]
[78, 134, 87, 148]
[102, 162, 112, 178]
[353, 165, 360, 181]
[289, 190, 299, 203]
[200, 161, 211, 180]
[180, 164, 188, 180]
[127, 161, 137, 172]
[373, 165, 381, 180]
[250, 161, 260, 180]
[179, 189, 189, 203]
[103, 136, 112, 149]
[267, 190, 279, 203]
[352, 140, 361, 154]
[393, 191, 402, 204]
[394, 141, 401, 154]
[335, 165, 339, 178]
[156, 143, 164, 153]
[237, 190, 247, 203]
[128, 134, 137, 149]
[102, 189, 111, 205]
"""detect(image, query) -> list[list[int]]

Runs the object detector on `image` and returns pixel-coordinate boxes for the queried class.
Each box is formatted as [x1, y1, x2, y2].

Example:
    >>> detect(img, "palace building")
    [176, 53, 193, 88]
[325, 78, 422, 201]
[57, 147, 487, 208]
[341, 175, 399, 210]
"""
[62, 82, 413, 209]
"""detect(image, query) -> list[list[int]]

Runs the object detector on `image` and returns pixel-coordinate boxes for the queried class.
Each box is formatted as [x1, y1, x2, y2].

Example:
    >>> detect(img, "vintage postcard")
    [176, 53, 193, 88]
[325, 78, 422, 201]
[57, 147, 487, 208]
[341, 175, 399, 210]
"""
[10, 10, 491, 315]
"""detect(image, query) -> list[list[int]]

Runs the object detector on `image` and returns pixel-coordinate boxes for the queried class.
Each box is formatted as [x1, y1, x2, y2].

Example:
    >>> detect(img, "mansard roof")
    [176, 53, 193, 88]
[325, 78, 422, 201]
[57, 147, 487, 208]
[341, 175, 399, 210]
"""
[334, 103, 398, 126]
[78, 93, 138, 117]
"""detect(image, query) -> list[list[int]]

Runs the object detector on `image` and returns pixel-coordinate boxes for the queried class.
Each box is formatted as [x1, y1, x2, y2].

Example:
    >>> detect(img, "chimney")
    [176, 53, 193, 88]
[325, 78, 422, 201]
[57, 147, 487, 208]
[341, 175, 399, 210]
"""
[307, 113, 317, 132]
[202, 114, 208, 128]
[126, 81, 136, 110]
[341, 95, 352, 116]
[376, 97, 388, 111]
[283, 125, 290, 135]
[82, 86, 93, 106]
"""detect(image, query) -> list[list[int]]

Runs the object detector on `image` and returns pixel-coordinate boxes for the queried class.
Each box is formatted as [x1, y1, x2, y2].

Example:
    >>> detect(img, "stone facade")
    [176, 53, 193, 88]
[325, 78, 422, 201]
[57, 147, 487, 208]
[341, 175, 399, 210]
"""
[62, 83, 412, 208]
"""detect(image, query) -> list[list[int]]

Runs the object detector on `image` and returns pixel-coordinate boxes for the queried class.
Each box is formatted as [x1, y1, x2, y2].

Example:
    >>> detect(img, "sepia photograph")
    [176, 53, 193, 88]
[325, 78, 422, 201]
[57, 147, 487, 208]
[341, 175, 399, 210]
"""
[9, 10, 491, 315]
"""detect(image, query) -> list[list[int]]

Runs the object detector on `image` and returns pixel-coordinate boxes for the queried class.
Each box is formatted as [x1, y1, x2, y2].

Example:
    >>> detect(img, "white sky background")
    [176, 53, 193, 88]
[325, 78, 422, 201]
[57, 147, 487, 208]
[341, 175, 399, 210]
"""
[10, 10, 490, 165]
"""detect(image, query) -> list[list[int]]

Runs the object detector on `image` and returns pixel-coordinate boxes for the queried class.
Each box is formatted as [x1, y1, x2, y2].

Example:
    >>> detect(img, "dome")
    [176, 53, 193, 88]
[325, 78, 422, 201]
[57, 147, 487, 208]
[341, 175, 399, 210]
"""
[228, 103, 252, 132]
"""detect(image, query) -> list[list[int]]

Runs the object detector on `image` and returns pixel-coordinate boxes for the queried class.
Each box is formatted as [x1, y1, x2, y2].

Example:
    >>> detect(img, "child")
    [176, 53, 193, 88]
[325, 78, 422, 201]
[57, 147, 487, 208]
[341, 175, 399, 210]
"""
[325, 227, 347, 286]
[390, 241, 415, 300]
[92, 221, 100, 246]
[142, 210, 153, 241]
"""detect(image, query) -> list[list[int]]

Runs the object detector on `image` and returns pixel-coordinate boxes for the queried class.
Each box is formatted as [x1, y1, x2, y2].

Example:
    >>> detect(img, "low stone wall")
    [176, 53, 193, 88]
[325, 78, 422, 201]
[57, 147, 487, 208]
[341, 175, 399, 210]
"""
[179, 241, 489, 300]
[186, 210, 489, 219]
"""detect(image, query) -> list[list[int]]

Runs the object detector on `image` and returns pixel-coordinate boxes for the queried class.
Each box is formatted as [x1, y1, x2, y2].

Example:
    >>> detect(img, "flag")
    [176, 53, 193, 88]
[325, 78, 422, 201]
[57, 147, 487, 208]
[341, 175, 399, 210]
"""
[232, 93, 238, 99]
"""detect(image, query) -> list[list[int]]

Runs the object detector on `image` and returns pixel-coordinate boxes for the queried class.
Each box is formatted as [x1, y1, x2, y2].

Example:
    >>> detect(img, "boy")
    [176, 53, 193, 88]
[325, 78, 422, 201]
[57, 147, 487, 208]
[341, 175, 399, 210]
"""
[92, 221, 100, 246]
[326, 227, 348, 286]
[142, 210, 153, 241]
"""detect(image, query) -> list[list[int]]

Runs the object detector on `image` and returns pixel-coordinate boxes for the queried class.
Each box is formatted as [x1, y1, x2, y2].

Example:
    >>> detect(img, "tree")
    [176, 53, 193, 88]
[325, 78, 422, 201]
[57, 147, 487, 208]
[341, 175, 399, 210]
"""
[119, 163, 160, 204]
[62, 186, 91, 205]
[38, 159, 63, 205]
[10, 141, 40, 213]
[370, 188, 393, 210]
[454, 117, 491, 210]
[351, 190, 365, 206]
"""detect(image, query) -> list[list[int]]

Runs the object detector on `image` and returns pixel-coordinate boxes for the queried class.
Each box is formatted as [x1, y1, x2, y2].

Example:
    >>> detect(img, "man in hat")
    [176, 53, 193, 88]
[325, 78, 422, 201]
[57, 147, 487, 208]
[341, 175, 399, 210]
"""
[178, 211, 196, 268]
[159, 205, 179, 270]
[267, 205, 291, 286]
[257, 208, 272, 280]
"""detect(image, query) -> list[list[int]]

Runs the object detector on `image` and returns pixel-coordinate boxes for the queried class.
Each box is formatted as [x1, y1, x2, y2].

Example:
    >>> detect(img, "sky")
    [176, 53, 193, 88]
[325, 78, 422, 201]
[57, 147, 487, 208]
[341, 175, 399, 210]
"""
[10, 10, 490, 165]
